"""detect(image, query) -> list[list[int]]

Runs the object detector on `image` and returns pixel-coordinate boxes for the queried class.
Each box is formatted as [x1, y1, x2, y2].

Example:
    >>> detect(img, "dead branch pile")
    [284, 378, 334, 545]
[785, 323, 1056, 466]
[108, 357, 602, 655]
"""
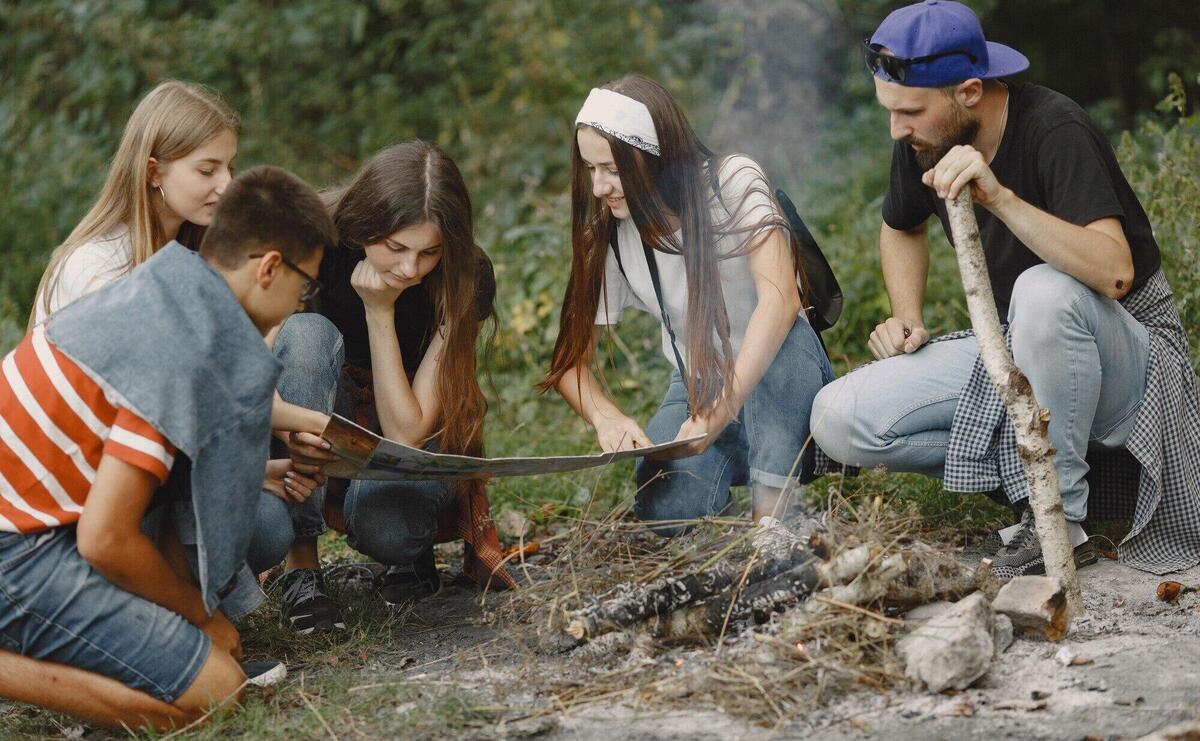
[491, 484, 1009, 721]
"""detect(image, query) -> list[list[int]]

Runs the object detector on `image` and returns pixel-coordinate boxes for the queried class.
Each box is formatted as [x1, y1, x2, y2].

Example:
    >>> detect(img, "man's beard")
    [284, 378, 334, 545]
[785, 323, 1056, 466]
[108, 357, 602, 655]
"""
[908, 103, 981, 171]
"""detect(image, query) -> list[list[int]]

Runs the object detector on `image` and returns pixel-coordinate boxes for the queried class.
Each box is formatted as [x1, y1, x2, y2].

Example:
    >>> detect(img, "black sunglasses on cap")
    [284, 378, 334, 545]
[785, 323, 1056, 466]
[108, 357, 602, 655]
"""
[247, 253, 322, 302]
[862, 39, 978, 83]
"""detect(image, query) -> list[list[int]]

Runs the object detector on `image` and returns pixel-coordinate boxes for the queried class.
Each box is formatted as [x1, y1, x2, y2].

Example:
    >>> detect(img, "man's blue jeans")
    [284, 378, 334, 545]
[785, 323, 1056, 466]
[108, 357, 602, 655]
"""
[811, 264, 1150, 522]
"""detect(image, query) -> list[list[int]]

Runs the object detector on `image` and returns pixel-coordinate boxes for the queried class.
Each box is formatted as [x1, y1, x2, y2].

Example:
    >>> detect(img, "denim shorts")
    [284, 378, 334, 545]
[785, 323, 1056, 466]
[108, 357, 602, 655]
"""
[0, 528, 211, 703]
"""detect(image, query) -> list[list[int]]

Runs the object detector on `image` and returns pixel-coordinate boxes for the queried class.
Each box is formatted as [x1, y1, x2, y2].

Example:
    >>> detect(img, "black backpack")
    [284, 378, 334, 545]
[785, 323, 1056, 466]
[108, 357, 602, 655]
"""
[609, 186, 842, 348]
[775, 189, 842, 334]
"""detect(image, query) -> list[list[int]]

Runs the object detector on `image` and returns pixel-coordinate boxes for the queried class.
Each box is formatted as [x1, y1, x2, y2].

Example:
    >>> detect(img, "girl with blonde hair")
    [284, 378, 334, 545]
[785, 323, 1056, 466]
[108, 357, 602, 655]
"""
[27, 79, 329, 626]
[31, 80, 240, 325]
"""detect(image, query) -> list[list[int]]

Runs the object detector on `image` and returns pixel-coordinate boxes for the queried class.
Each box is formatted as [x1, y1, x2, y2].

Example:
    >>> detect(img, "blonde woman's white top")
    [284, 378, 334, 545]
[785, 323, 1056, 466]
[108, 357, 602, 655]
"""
[34, 227, 134, 325]
[594, 155, 804, 372]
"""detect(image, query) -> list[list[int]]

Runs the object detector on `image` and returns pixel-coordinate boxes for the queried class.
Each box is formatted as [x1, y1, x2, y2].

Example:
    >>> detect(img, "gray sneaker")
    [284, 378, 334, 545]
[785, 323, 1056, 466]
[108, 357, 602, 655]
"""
[991, 509, 1099, 580]
[276, 568, 346, 634]
[374, 547, 442, 606]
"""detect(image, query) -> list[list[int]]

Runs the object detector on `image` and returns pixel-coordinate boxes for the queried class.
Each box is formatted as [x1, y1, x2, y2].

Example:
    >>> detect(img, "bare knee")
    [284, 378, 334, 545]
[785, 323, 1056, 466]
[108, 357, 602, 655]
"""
[174, 649, 244, 722]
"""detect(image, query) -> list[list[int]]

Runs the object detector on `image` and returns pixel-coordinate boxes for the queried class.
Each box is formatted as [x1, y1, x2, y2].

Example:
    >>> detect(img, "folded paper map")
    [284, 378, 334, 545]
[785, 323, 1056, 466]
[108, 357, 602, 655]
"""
[320, 414, 703, 480]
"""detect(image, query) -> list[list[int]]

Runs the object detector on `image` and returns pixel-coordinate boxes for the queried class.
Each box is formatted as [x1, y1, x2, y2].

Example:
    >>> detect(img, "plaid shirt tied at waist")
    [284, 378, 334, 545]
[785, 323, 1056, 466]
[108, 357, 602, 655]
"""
[818, 270, 1200, 575]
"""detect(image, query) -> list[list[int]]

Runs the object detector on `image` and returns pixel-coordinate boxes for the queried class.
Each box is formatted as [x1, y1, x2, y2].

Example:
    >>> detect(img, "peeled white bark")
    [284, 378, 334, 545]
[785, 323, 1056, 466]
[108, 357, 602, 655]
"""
[944, 191, 1083, 616]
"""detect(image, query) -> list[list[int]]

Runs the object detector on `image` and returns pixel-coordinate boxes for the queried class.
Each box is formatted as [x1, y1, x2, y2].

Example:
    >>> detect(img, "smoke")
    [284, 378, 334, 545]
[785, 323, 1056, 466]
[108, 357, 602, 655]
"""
[703, 0, 849, 201]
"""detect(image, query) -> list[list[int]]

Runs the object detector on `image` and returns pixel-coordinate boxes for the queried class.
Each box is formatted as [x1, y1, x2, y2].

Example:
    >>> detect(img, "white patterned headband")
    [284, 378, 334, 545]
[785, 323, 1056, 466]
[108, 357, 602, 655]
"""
[574, 88, 661, 157]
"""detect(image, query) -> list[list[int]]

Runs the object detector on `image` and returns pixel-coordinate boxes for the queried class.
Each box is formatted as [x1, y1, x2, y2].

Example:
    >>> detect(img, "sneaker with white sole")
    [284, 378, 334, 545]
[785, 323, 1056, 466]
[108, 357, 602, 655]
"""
[276, 568, 346, 634]
[241, 659, 287, 688]
[990, 509, 1099, 580]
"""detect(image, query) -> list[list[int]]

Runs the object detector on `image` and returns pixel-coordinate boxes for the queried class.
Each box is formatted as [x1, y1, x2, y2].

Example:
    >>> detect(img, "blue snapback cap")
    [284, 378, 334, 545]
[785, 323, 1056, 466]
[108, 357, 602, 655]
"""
[868, 0, 1029, 87]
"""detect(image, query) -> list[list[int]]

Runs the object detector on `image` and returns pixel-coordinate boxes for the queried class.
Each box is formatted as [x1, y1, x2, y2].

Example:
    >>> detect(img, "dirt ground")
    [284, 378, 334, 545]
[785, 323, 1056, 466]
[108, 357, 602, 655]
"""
[4, 539, 1198, 739]
[385, 557, 1200, 741]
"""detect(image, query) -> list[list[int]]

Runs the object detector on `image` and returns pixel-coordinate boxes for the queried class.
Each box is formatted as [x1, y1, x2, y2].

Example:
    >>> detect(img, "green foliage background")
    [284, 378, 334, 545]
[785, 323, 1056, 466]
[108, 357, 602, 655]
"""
[1, 1, 1197, 515]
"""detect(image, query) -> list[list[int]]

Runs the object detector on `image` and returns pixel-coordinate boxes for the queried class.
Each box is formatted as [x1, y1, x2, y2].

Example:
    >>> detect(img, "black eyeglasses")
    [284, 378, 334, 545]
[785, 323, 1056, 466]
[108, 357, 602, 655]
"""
[862, 39, 978, 82]
[248, 253, 322, 301]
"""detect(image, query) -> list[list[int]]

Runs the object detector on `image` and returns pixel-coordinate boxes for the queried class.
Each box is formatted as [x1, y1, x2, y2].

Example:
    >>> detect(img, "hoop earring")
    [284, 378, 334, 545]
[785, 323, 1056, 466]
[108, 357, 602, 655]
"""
[157, 186, 167, 203]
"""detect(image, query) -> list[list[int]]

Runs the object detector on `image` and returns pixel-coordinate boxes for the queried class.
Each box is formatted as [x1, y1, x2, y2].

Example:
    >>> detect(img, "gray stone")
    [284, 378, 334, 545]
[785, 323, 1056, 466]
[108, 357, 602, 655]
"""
[903, 601, 954, 623]
[897, 592, 996, 693]
[992, 613, 1014, 655]
[993, 576, 1071, 641]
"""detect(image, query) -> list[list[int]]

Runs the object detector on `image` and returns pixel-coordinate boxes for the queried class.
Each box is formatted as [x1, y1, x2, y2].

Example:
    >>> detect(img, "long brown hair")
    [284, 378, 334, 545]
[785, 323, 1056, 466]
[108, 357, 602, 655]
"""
[327, 141, 490, 458]
[31, 80, 239, 326]
[540, 74, 807, 411]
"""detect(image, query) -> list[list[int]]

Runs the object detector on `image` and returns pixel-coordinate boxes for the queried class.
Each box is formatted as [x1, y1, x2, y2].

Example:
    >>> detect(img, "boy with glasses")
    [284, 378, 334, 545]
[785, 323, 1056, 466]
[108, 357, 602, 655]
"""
[813, 0, 1200, 579]
[0, 166, 335, 730]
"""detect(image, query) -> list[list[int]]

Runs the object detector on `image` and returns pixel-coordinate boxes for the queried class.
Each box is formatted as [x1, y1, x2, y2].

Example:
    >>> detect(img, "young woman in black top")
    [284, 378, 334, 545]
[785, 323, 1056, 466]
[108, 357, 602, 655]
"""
[254, 141, 499, 632]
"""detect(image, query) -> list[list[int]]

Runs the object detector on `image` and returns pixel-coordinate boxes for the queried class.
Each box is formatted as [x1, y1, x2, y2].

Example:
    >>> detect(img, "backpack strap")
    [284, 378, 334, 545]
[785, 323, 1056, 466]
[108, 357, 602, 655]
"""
[608, 228, 690, 405]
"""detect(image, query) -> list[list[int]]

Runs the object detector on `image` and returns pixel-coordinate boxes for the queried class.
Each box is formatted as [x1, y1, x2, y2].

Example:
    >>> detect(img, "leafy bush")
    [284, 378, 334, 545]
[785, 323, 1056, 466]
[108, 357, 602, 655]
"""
[1, 6, 1195, 523]
[1117, 74, 1200, 369]
[0, 0, 719, 357]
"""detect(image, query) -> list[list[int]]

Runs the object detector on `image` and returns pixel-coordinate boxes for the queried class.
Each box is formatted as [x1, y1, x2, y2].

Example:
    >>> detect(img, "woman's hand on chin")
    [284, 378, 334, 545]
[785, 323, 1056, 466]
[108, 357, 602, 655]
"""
[351, 260, 415, 313]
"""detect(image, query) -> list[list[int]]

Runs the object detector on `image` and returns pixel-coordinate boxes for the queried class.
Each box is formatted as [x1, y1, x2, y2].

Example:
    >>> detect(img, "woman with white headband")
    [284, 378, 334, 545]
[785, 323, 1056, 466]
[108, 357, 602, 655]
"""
[540, 74, 834, 532]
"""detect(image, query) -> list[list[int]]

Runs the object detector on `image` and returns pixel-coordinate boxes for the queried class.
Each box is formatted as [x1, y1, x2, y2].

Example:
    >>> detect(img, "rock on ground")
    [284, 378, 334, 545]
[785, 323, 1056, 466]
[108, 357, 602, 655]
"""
[897, 592, 997, 692]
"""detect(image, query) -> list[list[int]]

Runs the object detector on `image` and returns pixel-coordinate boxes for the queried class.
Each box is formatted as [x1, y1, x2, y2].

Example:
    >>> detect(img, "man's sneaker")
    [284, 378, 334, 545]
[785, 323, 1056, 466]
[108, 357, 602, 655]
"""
[374, 547, 441, 606]
[240, 659, 287, 688]
[990, 509, 1099, 580]
[276, 568, 346, 634]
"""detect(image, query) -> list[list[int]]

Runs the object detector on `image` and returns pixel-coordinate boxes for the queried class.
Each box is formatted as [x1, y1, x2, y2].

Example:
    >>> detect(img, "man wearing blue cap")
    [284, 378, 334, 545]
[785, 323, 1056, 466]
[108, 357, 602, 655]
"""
[813, 0, 1200, 579]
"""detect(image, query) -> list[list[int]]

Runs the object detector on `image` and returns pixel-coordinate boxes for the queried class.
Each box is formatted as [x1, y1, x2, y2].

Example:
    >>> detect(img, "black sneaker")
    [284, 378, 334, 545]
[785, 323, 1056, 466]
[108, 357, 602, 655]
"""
[240, 659, 287, 688]
[990, 509, 1099, 580]
[374, 547, 441, 606]
[276, 568, 346, 634]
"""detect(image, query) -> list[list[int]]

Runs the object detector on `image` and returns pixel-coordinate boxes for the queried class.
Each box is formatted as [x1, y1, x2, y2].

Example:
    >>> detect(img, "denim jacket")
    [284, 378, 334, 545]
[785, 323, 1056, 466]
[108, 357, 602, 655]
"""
[45, 242, 281, 614]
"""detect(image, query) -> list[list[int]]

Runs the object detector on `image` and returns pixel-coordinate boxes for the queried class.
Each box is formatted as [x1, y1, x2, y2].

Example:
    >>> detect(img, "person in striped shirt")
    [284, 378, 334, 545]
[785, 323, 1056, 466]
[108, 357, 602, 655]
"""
[0, 166, 335, 731]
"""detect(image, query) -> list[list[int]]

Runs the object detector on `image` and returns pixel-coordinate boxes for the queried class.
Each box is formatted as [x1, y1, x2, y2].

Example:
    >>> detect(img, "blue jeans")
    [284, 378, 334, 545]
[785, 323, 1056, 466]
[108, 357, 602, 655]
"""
[633, 315, 834, 536]
[250, 313, 452, 568]
[811, 265, 1150, 522]
[0, 528, 210, 703]
[343, 478, 454, 566]
[245, 314, 345, 571]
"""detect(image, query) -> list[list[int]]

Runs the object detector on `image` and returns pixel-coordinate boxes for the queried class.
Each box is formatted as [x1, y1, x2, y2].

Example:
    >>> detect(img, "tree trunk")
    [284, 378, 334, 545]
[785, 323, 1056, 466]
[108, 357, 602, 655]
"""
[943, 191, 1083, 616]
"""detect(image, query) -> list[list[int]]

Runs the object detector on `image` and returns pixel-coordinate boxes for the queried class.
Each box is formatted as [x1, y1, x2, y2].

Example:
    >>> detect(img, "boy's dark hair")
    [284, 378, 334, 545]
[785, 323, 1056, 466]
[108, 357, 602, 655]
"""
[200, 166, 336, 268]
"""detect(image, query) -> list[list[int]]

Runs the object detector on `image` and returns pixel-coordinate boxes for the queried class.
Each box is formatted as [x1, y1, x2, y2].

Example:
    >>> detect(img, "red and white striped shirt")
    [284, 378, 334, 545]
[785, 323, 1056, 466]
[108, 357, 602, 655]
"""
[0, 325, 176, 534]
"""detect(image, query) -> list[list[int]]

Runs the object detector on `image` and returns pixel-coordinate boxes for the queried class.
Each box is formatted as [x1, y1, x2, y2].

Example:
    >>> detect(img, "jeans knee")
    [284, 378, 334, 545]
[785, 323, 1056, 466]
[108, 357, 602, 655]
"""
[246, 501, 295, 570]
[1009, 265, 1090, 338]
[630, 496, 691, 539]
[345, 481, 449, 565]
[633, 464, 717, 536]
[353, 528, 432, 566]
[810, 382, 855, 463]
[275, 314, 345, 379]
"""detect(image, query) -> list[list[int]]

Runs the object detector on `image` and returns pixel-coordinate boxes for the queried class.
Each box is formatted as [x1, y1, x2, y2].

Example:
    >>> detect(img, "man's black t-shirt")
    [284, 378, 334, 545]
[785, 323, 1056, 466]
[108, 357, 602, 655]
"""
[883, 82, 1161, 319]
[315, 246, 497, 373]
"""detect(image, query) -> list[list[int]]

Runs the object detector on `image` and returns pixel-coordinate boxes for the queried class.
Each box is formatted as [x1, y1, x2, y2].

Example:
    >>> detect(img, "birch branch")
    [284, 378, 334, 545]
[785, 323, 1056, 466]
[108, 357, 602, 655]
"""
[943, 190, 1083, 616]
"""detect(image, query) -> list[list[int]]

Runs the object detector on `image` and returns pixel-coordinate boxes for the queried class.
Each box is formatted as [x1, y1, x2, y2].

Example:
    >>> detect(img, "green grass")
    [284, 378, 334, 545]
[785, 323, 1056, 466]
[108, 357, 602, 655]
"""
[0, 564, 505, 740]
